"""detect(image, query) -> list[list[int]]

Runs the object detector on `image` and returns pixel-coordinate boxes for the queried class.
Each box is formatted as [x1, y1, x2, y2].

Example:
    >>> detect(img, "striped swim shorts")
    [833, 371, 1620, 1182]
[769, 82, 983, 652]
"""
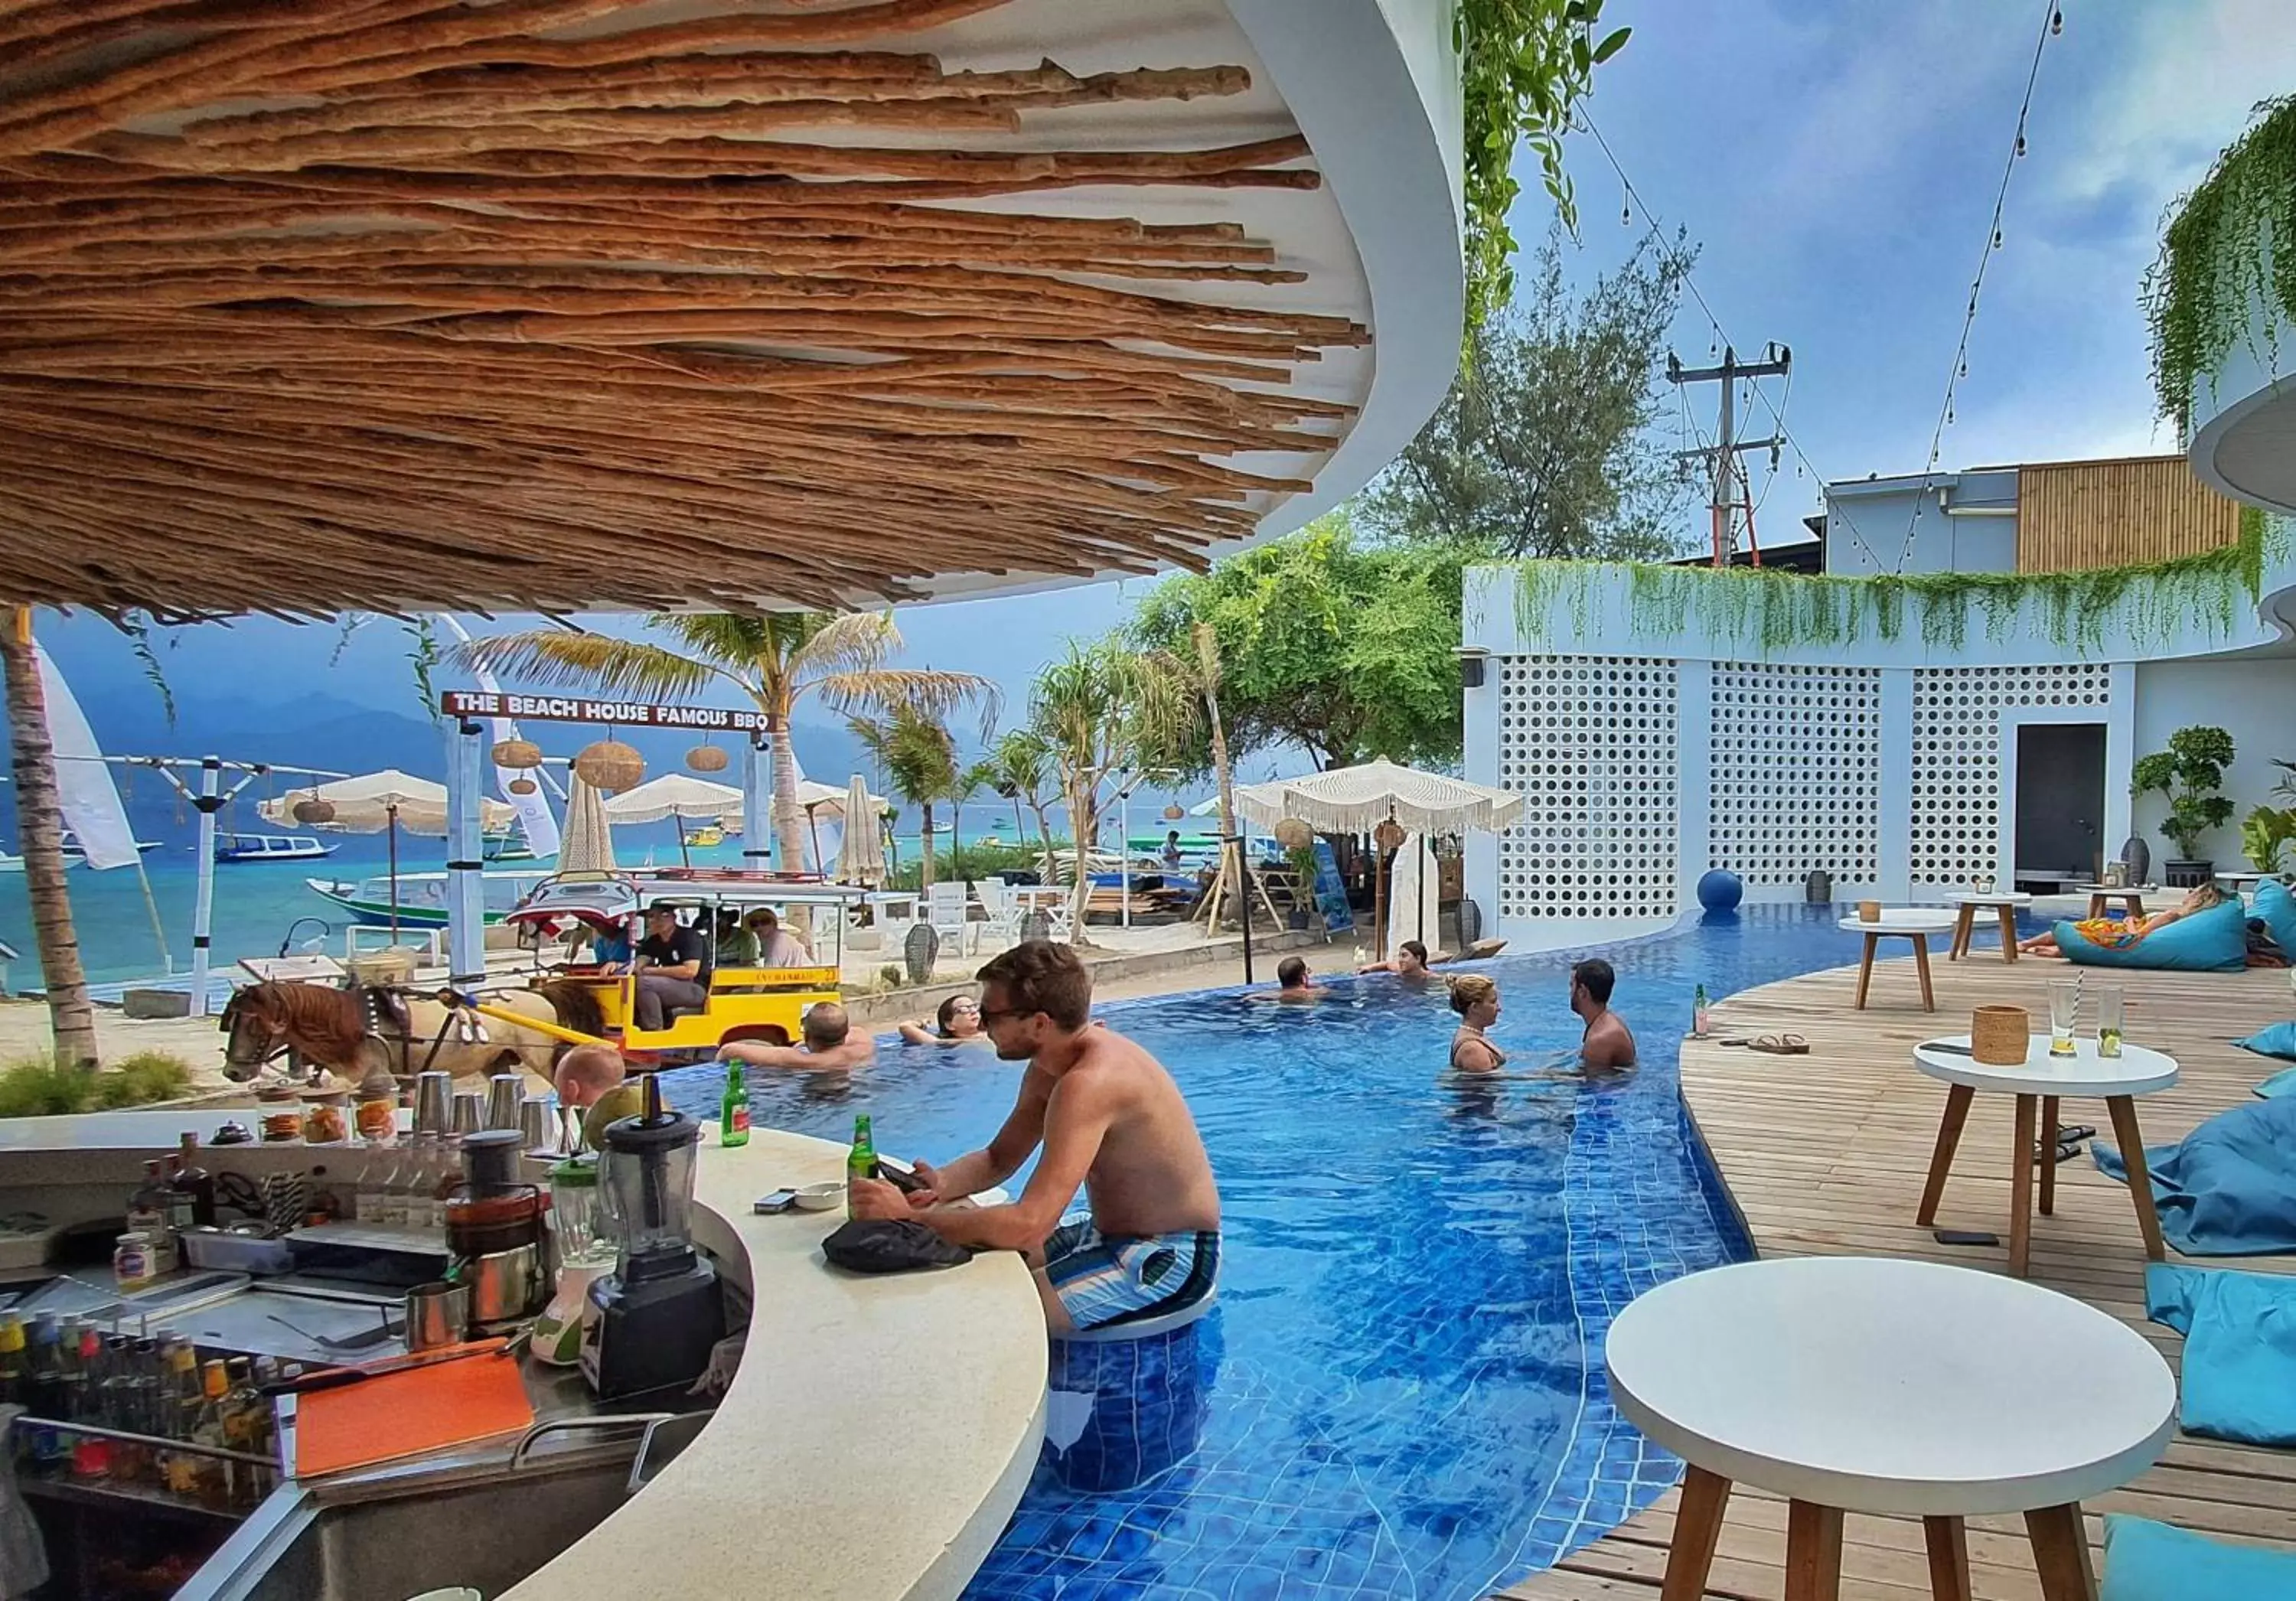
[1042, 1218, 1220, 1332]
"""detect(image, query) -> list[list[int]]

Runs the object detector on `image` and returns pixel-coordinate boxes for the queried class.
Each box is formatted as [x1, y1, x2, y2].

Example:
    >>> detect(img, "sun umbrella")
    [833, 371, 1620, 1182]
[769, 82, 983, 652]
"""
[602, 774, 742, 826]
[259, 769, 514, 938]
[557, 774, 618, 875]
[837, 774, 886, 886]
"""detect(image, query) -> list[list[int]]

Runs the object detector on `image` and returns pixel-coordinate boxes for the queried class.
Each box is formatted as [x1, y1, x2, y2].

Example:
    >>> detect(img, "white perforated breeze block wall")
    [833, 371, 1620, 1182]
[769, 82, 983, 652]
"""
[1910, 663, 2113, 886]
[1494, 657, 1681, 921]
[1708, 663, 1882, 888]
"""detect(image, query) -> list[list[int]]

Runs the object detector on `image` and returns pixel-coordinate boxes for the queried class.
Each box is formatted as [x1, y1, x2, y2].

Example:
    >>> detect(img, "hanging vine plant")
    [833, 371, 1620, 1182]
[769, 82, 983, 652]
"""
[2144, 94, 2296, 432]
[1512, 508, 2287, 658]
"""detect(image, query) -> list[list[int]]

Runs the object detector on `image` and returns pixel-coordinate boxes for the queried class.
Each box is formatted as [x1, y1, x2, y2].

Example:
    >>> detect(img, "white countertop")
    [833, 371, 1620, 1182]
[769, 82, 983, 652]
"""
[1839, 910, 1959, 935]
[1605, 1257, 2176, 1516]
[503, 1124, 1048, 1601]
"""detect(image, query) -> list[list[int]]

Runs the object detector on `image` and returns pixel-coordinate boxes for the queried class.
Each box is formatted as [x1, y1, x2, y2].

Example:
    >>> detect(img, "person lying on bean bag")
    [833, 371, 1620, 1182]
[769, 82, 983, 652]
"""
[2020, 883, 2224, 958]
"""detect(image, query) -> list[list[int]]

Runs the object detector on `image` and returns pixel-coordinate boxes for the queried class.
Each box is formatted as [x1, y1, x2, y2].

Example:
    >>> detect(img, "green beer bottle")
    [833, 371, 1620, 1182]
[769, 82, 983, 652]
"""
[846, 1114, 876, 1216]
[719, 1060, 750, 1147]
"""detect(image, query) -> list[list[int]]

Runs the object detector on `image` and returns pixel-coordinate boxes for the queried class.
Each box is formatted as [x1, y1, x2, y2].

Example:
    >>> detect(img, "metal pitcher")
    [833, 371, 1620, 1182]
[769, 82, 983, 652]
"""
[519, 1094, 560, 1155]
[413, 1071, 454, 1138]
[484, 1073, 525, 1132]
[451, 1091, 486, 1138]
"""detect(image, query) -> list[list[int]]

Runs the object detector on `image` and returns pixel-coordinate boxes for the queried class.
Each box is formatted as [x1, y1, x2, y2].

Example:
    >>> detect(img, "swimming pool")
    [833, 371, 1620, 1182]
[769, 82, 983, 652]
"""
[662, 903, 1985, 1600]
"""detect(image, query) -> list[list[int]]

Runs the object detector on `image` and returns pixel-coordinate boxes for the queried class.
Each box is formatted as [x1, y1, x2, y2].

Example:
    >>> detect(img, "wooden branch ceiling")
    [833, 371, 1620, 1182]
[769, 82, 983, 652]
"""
[0, 0, 1369, 619]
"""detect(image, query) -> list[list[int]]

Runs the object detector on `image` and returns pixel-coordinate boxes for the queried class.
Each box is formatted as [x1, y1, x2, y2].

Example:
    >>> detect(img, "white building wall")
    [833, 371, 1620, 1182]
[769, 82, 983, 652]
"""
[1457, 549, 2296, 942]
[2131, 658, 2296, 866]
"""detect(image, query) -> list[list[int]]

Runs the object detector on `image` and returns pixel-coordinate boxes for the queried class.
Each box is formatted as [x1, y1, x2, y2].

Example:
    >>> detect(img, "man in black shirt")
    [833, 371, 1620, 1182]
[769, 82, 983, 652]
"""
[631, 902, 710, 1031]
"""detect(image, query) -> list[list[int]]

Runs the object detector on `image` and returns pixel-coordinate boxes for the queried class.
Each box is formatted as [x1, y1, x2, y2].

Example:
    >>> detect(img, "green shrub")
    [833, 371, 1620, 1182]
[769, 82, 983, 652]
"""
[876, 964, 905, 990]
[0, 1052, 197, 1118]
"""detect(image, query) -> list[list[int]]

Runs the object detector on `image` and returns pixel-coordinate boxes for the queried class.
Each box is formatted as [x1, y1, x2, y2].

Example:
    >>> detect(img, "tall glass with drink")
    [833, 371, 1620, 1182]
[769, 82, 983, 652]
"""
[2098, 986, 2125, 1058]
[2049, 980, 2079, 1058]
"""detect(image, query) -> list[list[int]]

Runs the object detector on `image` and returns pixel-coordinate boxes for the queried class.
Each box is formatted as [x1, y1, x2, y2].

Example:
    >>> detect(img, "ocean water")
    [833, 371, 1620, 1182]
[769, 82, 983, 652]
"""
[657, 903, 1944, 1601]
[0, 821, 1025, 986]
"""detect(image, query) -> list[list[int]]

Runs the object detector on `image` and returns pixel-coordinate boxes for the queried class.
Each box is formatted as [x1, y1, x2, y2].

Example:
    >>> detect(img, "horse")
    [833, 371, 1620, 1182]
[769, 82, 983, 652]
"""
[220, 980, 606, 1098]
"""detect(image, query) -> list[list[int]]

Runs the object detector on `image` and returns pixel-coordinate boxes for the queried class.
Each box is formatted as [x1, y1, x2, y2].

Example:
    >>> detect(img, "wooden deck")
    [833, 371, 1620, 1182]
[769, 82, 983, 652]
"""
[1499, 949, 2296, 1601]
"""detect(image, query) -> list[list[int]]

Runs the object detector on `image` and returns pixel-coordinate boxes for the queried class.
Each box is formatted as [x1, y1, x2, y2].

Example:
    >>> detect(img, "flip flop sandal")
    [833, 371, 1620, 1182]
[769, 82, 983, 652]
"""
[1749, 1035, 1809, 1055]
[1717, 1037, 1751, 1048]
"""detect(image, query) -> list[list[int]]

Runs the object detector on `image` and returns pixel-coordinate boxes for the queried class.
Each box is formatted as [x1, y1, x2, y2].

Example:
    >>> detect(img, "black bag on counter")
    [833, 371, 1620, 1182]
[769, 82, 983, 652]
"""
[822, 1218, 974, 1273]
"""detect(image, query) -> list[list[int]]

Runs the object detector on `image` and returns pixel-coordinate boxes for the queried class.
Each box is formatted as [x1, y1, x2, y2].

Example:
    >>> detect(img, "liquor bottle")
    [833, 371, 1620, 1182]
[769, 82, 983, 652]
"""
[192, 1358, 233, 1508]
[160, 1157, 197, 1242]
[846, 1114, 876, 1216]
[720, 1060, 751, 1148]
[222, 1357, 267, 1507]
[127, 1159, 178, 1276]
[24, 1319, 65, 1470]
[171, 1132, 217, 1226]
[0, 1315, 22, 1410]
[1692, 983, 1711, 1039]
[161, 1341, 206, 1497]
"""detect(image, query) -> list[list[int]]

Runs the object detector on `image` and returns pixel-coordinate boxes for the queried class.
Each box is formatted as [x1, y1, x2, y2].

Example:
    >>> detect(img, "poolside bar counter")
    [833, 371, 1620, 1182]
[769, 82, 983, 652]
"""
[0, 1112, 1049, 1601]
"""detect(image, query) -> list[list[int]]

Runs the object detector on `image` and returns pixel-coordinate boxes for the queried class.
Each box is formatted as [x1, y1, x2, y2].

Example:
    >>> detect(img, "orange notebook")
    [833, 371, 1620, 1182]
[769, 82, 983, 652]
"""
[294, 1352, 536, 1478]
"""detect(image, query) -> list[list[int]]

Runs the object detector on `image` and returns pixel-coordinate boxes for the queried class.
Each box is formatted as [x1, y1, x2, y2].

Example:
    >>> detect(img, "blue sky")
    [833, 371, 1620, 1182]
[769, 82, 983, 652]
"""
[34, 0, 2296, 768]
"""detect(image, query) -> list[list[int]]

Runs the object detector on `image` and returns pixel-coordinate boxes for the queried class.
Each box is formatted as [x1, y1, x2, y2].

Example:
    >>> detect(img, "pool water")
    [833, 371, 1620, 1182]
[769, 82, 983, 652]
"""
[661, 903, 2011, 1600]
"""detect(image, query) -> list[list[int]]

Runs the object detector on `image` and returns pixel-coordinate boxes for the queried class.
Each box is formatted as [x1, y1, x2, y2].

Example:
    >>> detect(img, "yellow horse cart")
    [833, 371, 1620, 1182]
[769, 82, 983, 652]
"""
[499, 871, 865, 1062]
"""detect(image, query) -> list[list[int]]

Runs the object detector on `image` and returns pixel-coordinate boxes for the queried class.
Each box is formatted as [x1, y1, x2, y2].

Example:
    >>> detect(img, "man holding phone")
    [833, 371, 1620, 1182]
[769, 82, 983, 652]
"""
[847, 941, 1221, 1333]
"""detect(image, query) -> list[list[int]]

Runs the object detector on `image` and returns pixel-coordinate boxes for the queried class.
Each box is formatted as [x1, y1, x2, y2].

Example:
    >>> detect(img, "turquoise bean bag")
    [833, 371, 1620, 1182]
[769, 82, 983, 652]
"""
[2256, 878, 2296, 957]
[2054, 896, 2248, 973]
[2103, 1514, 2296, 1599]
[2237, 1021, 2296, 1063]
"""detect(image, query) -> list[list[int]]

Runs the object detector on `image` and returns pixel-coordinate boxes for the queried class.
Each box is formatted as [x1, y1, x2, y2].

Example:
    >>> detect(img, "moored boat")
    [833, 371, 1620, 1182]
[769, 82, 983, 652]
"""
[302, 866, 554, 928]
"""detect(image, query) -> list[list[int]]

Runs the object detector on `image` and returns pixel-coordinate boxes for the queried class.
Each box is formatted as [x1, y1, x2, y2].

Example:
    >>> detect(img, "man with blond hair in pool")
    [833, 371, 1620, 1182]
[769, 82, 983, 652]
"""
[848, 941, 1221, 1334]
[717, 1001, 876, 1071]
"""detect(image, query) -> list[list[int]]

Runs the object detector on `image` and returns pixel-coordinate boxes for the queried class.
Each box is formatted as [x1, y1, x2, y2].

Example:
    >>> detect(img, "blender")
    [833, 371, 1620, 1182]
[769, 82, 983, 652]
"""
[579, 1076, 724, 1399]
[532, 1155, 612, 1365]
[445, 1129, 554, 1337]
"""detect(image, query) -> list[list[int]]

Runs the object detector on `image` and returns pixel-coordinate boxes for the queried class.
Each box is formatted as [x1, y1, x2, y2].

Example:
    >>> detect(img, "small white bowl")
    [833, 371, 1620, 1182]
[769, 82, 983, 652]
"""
[791, 1180, 845, 1212]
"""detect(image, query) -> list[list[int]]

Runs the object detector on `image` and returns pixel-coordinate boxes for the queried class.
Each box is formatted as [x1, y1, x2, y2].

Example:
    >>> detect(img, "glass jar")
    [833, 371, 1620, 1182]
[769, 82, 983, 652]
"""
[113, 1231, 154, 1292]
[256, 1087, 304, 1144]
[304, 1091, 351, 1146]
[355, 1095, 397, 1146]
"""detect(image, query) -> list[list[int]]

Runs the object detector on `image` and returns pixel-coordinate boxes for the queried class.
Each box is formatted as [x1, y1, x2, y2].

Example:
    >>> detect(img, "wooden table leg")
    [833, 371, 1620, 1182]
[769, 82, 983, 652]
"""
[1951, 904, 1975, 960]
[1785, 1500, 1844, 1601]
[2128, 894, 2146, 919]
[2024, 1503, 2098, 1600]
[1912, 934, 1936, 1011]
[1924, 1515, 1972, 1601]
[2088, 892, 2106, 920]
[2009, 1094, 2037, 1277]
[1917, 1082, 1975, 1226]
[1854, 934, 1877, 1009]
[1998, 904, 2020, 964]
[2105, 1095, 2167, 1261]
[1659, 1464, 1731, 1601]
[2040, 1094, 2068, 1218]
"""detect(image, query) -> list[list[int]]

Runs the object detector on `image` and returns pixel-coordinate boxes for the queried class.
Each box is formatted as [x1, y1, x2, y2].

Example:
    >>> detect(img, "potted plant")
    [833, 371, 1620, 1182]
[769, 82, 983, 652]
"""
[2240, 805, 2293, 877]
[2132, 725, 2236, 887]
[1285, 842, 1319, 931]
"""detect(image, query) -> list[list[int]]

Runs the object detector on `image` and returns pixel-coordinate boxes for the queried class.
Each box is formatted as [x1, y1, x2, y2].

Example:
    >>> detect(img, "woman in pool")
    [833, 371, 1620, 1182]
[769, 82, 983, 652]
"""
[2018, 882, 2224, 957]
[1446, 973, 1507, 1073]
[899, 993, 990, 1047]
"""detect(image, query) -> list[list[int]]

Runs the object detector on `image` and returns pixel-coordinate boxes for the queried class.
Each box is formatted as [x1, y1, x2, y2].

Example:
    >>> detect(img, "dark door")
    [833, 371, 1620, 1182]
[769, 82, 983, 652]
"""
[2014, 723, 2106, 881]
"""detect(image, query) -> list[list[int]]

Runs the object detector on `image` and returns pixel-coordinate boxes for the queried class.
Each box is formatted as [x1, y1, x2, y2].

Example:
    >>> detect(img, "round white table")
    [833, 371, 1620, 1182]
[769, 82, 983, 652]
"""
[1838, 910, 1960, 1011]
[2073, 884, 2153, 921]
[1606, 1257, 2176, 1601]
[1942, 891, 2032, 964]
[1913, 1034, 2177, 1277]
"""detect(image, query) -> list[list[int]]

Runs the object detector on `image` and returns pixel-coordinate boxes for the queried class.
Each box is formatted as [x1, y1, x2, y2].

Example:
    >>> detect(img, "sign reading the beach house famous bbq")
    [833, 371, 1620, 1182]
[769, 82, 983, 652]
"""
[440, 690, 766, 732]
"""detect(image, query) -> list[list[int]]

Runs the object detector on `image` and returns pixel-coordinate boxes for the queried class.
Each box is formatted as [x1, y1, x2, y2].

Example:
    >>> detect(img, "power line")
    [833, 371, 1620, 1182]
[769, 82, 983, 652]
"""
[1577, 111, 1883, 571]
[1896, 0, 2063, 570]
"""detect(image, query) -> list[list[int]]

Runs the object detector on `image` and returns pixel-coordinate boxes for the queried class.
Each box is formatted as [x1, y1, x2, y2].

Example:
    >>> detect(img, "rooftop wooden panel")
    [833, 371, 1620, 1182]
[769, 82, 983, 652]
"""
[0, 0, 1368, 619]
[2016, 455, 2242, 576]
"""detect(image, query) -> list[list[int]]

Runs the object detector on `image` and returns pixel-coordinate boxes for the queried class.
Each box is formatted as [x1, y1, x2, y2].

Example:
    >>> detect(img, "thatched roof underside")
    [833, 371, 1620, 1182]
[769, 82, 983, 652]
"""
[0, 0, 1368, 619]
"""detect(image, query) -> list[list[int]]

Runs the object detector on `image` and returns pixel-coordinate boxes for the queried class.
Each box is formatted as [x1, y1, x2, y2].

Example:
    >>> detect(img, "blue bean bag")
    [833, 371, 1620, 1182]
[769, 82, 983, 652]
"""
[2256, 879, 2296, 957]
[2054, 896, 2248, 973]
[2237, 1021, 2296, 1062]
[2102, 1514, 2296, 1599]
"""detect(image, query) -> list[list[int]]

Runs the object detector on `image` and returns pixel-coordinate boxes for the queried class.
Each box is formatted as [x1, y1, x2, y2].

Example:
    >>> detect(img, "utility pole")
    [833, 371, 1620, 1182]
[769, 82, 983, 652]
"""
[1668, 343, 1791, 566]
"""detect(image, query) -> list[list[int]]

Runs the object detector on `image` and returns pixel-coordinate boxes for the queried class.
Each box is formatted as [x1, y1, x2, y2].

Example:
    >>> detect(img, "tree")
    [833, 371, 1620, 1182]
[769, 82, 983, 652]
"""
[1029, 641, 1199, 942]
[1129, 514, 1466, 773]
[978, 729, 1059, 870]
[2, 608, 97, 1066]
[847, 703, 960, 889]
[1362, 228, 1698, 560]
[459, 613, 993, 881]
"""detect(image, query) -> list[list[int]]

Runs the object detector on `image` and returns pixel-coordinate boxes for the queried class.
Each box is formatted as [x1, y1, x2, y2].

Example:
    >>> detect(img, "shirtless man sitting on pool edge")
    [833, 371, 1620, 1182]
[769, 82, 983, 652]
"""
[848, 940, 1221, 1334]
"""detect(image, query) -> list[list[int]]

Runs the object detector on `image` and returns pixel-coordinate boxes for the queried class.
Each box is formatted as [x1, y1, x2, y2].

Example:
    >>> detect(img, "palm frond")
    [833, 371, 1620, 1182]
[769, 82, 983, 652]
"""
[815, 667, 1000, 733]
[652, 612, 780, 670]
[789, 611, 899, 680]
[455, 628, 741, 703]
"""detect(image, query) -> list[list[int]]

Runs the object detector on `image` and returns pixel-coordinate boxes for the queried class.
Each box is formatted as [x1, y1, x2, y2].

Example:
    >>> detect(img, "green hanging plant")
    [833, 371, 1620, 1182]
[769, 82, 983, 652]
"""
[2144, 95, 2296, 432]
[1508, 510, 2287, 658]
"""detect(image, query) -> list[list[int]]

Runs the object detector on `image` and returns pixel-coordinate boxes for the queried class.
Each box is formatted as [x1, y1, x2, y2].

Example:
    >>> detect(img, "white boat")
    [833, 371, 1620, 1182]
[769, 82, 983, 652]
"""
[0, 849, 20, 874]
[303, 868, 555, 929]
[215, 832, 336, 864]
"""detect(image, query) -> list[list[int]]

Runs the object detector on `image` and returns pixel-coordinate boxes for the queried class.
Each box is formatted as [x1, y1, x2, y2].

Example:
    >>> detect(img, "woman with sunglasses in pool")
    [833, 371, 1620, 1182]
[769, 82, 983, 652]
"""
[899, 993, 991, 1048]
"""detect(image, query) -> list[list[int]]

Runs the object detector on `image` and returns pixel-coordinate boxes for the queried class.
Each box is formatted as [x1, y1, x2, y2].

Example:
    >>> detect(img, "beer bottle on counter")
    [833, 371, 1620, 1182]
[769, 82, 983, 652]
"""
[127, 1159, 178, 1276]
[720, 1060, 751, 1148]
[846, 1114, 876, 1216]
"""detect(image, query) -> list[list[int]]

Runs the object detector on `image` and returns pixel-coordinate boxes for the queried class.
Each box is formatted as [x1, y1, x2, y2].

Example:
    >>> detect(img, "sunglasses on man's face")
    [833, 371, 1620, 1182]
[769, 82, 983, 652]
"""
[976, 1005, 1032, 1026]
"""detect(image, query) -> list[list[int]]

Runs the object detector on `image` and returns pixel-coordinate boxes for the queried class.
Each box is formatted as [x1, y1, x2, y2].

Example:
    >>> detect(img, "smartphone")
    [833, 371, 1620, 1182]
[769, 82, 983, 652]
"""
[1932, 1228, 1999, 1247]
[876, 1160, 929, 1196]
[753, 1190, 798, 1215]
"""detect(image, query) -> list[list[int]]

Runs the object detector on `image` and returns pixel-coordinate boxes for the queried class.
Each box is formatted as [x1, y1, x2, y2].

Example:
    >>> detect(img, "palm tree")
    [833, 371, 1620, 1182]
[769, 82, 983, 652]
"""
[848, 703, 960, 889]
[2, 608, 98, 1066]
[458, 613, 993, 880]
[1191, 622, 1250, 930]
[979, 729, 1060, 873]
[1029, 641, 1199, 942]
